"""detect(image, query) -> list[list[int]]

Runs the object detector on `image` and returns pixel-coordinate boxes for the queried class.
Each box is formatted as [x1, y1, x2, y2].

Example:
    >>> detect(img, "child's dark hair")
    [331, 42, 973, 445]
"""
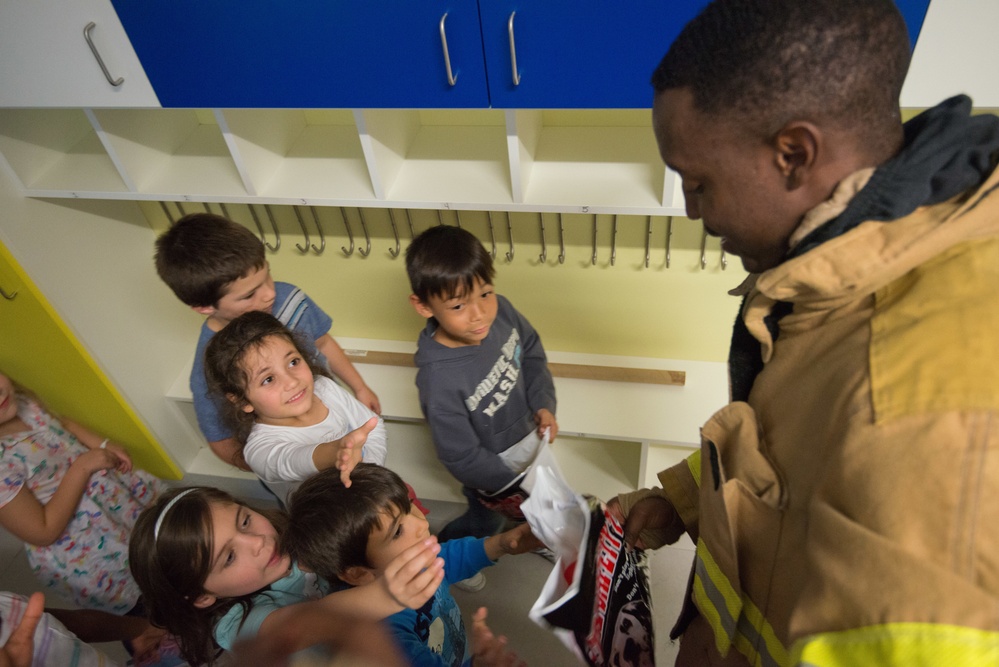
[405, 225, 496, 303]
[653, 0, 909, 159]
[128, 486, 289, 667]
[286, 464, 411, 583]
[204, 311, 330, 444]
[154, 213, 266, 307]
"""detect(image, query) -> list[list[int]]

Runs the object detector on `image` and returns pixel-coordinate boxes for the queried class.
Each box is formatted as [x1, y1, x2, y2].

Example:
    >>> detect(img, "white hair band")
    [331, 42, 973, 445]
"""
[153, 488, 198, 542]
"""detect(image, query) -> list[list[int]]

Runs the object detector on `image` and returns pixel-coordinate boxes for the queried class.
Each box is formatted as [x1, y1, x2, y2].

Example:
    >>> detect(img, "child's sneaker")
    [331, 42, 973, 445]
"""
[452, 572, 486, 592]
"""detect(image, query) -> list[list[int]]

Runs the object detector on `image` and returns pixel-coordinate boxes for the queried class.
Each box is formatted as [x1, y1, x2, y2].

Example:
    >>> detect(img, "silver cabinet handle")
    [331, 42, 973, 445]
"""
[0, 285, 16, 300]
[83, 22, 124, 87]
[507, 12, 522, 86]
[439, 13, 458, 86]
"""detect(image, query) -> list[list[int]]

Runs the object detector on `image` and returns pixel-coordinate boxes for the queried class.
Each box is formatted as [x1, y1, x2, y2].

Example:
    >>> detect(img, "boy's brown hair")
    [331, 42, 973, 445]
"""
[154, 213, 266, 307]
[286, 464, 411, 582]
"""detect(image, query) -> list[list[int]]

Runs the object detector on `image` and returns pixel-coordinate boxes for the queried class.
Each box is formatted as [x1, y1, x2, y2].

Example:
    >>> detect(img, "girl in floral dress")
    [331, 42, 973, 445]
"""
[0, 371, 167, 656]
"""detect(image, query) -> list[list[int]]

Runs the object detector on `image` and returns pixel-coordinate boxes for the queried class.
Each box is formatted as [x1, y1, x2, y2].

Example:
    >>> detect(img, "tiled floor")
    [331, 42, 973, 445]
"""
[0, 498, 693, 666]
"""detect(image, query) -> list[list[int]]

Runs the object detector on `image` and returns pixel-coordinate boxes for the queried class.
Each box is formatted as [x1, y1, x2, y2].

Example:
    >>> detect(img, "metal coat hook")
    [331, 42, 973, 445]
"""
[721, 248, 728, 270]
[357, 208, 372, 257]
[644, 215, 653, 269]
[557, 213, 566, 264]
[339, 207, 354, 257]
[665, 216, 673, 269]
[159, 201, 176, 225]
[700, 225, 708, 270]
[505, 212, 515, 262]
[487, 212, 497, 259]
[248, 205, 281, 252]
[293, 206, 311, 254]
[405, 209, 416, 239]
[388, 210, 401, 258]
[538, 213, 547, 264]
[0, 285, 16, 300]
[591, 215, 598, 265]
[309, 206, 325, 255]
[610, 214, 619, 266]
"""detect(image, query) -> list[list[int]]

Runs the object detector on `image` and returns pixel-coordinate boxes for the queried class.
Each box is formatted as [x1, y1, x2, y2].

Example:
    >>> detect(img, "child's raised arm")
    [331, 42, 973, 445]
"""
[254, 536, 444, 653]
[312, 416, 378, 487]
[483, 522, 543, 561]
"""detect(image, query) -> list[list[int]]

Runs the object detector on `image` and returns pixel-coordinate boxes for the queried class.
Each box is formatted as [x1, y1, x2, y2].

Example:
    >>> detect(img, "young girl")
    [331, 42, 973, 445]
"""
[0, 371, 166, 651]
[204, 311, 387, 504]
[129, 486, 445, 666]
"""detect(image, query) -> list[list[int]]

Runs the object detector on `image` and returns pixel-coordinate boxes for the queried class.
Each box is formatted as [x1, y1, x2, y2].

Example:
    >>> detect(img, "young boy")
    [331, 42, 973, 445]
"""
[286, 464, 540, 667]
[155, 213, 380, 470]
[405, 225, 558, 547]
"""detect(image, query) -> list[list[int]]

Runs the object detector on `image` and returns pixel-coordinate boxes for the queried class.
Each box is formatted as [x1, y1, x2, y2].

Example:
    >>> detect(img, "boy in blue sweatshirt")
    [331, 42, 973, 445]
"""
[286, 464, 539, 667]
[405, 225, 558, 544]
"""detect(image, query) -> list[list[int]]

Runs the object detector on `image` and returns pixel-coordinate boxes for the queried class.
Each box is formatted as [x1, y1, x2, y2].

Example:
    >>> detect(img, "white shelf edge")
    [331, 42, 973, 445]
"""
[20, 189, 688, 216]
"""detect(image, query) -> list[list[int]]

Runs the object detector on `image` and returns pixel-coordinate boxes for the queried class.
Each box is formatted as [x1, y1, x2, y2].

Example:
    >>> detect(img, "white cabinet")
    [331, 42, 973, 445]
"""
[901, 0, 999, 107]
[0, 106, 681, 214]
[0, 0, 159, 108]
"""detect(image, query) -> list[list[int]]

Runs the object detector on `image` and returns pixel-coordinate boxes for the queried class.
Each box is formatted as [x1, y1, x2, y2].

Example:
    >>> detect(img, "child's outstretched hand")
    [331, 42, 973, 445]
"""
[486, 522, 544, 560]
[471, 607, 526, 667]
[382, 536, 445, 610]
[534, 408, 558, 441]
[332, 417, 378, 488]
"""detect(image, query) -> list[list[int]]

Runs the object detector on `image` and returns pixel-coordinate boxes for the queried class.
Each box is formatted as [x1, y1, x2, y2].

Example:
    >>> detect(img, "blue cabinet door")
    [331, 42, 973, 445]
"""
[110, 1, 489, 108]
[477, 0, 711, 109]
[478, 0, 932, 110]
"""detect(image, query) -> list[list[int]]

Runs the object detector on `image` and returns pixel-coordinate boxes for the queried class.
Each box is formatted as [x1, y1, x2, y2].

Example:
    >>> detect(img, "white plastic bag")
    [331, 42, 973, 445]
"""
[522, 452, 655, 667]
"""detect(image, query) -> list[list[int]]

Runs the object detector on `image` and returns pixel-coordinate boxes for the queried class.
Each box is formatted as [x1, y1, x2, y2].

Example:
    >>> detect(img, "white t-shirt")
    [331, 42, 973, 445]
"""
[244, 376, 387, 503]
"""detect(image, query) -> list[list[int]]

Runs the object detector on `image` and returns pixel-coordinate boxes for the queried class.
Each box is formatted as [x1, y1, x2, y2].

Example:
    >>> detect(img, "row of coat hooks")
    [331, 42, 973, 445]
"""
[159, 202, 727, 271]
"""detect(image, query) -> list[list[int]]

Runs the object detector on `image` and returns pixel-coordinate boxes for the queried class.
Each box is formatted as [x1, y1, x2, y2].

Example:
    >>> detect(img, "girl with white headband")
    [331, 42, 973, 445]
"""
[129, 485, 445, 666]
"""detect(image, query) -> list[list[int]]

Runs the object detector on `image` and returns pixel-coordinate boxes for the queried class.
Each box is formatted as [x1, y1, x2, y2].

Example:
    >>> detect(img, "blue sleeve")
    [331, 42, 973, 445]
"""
[273, 282, 333, 366]
[441, 537, 494, 584]
[190, 324, 233, 442]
